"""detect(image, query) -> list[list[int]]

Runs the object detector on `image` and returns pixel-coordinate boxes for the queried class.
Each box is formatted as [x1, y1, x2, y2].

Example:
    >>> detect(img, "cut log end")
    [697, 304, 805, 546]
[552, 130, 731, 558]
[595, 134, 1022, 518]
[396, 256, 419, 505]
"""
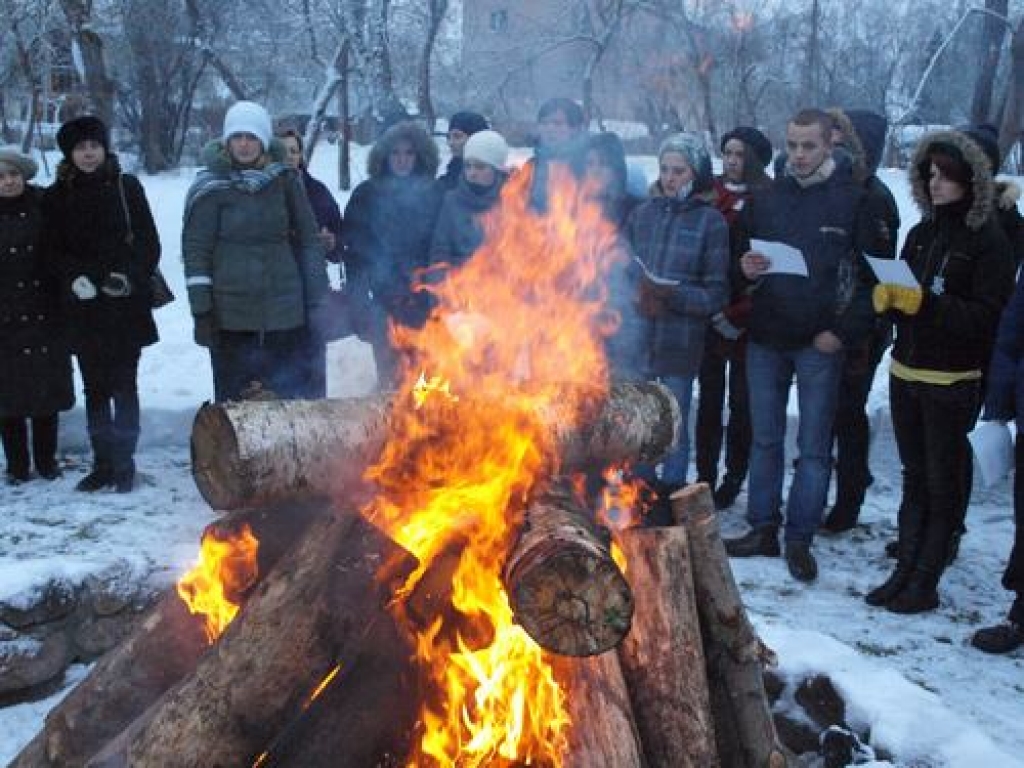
[191, 403, 245, 510]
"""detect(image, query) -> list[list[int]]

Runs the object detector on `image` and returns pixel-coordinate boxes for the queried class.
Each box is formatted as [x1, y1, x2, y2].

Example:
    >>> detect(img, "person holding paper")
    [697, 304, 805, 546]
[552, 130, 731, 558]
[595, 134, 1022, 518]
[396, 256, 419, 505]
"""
[724, 108, 876, 583]
[695, 126, 773, 510]
[971, 274, 1024, 653]
[626, 132, 729, 522]
[866, 130, 1014, 614]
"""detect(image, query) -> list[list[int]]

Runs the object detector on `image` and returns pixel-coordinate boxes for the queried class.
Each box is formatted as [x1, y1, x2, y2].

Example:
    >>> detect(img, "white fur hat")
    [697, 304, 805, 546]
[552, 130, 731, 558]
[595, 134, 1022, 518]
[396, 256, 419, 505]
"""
[222, 101, 272, 149]
[463, 130, 509, 171]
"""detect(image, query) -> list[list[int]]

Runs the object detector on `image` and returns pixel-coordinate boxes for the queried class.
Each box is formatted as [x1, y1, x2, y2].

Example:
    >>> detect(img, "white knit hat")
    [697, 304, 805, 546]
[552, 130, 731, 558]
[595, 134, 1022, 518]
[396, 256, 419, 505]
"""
[222, 101, 272, 149]
[0, 146, 38, 180]
[463, 130, 509, 171]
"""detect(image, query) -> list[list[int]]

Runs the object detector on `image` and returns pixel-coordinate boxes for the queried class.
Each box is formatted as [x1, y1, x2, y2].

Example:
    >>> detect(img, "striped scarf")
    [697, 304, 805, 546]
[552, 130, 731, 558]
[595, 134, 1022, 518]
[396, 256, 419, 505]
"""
[183, 161, 291, 222]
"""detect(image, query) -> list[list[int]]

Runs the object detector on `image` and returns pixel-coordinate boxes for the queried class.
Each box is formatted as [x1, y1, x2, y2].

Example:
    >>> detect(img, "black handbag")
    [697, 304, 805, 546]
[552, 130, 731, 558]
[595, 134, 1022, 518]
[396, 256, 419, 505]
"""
[118, 174, 175, 309]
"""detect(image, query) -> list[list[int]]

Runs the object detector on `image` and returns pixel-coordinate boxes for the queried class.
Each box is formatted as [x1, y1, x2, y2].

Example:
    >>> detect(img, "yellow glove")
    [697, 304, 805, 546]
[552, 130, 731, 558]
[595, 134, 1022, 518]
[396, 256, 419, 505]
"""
[891, 286, 923, 315]
[872, 283, 894, 313]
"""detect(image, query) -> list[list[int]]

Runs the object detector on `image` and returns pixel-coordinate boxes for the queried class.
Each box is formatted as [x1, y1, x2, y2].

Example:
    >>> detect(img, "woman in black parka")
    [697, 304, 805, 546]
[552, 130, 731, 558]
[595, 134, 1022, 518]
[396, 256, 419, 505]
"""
[43, 116, 160, 493]
[0, 147, 74, 483]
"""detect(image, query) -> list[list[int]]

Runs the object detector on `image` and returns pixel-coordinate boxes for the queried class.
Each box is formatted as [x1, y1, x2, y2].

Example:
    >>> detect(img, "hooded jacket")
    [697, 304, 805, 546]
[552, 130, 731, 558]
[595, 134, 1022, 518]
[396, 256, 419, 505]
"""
[182, 139, 327, 333]
[343, 122, 443, 328]
[890, 130, 1014, 374]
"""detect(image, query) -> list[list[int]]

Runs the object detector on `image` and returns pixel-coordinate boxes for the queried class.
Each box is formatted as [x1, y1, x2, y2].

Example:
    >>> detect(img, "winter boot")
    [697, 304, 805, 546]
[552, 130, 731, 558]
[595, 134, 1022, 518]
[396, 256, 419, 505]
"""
[724, 527, 781, 557]
[112, 459, 136, 494]
[864, 566, 911, 607]
[971, 622, 1024, 654]
[76, 463, 114, 492]
[1, 418, 30, 483]
[886, 571, 940, 614]
[784, 541, 818, 582]
[32, 415, 61, 480]
[821, 504, 859, 534]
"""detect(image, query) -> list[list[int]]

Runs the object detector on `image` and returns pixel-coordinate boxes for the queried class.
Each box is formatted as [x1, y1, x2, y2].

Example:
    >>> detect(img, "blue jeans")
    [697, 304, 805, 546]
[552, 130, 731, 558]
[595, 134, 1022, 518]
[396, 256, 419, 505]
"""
[636, 374, 694, 488]
[745, 342, 843, 543]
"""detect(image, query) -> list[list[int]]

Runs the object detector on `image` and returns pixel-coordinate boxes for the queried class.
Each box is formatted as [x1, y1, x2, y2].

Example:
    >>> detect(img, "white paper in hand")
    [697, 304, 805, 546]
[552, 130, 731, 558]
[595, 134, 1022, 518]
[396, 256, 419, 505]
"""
[968, 420, 1014, 488]
[865, 256, 919, 288]
[750, 239, 808, 277]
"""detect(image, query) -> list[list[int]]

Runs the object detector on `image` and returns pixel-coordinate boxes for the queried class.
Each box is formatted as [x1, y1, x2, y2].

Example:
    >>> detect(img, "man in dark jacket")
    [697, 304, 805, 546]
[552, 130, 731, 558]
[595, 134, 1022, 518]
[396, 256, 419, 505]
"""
[436, 111, 490, 193]
[724, 108, 876, 582]
[822, 109, 901, 532]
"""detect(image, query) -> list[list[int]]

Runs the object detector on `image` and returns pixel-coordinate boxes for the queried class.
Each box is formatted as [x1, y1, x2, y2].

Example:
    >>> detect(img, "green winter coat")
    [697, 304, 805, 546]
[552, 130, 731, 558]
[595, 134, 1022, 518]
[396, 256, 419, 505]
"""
[182, 140, 327, 332]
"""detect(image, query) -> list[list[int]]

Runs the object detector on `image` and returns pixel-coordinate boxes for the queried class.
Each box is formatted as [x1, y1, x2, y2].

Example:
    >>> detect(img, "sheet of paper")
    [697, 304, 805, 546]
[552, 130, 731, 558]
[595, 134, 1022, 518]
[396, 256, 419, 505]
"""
[865, 256, 919, 288]
[634, 257, 680, 286]
[968, 420, 1015, 488]
[750, 239, 808, 277]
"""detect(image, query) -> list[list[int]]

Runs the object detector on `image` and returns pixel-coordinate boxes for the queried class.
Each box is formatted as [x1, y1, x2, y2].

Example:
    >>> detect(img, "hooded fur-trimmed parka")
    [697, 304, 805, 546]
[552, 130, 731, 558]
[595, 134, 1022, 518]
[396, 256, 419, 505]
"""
[890, 130, 1015, 374]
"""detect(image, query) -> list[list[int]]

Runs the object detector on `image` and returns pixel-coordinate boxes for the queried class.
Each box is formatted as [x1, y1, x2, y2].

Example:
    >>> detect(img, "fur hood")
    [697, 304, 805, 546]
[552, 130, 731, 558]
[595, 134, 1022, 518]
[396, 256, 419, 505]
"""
[367, 121, 439, 180]
[909, 130, 994, 231]
[200, 138, 288, 174]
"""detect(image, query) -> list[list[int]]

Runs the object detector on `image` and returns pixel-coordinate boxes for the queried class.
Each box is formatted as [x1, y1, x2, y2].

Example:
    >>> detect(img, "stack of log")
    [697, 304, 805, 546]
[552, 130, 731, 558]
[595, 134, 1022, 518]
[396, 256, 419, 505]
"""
[11, 384, 788, 768]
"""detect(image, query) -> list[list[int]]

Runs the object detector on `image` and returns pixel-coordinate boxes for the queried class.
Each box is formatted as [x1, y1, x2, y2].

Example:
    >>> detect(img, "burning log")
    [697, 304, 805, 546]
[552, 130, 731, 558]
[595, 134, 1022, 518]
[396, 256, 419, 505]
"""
[108, 512, 416, 768]
[551, 651, 645, 768]
[191, 382, 679, 511]
[504, 480, 633, 657]
[672, 484, 789, 768]
[10, 502, 325, 768]
[616, 525, 718, 768]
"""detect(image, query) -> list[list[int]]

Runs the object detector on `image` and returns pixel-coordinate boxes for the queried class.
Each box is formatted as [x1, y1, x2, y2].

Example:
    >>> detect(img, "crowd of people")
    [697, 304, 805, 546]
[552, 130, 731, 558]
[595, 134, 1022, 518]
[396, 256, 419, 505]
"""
[3, 97, 1024, 655]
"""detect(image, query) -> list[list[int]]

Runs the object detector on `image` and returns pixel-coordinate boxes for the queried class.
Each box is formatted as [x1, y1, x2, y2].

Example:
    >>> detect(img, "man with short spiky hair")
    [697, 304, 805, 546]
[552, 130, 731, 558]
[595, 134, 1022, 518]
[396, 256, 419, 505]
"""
[723, 108, 877, 582]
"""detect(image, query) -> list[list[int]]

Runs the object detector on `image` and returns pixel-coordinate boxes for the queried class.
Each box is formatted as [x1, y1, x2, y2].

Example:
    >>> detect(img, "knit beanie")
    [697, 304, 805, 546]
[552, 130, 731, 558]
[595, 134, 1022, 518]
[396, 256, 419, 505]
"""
[222, 101, 273, 150]
[56, 115, 109, 159]
[961, 123, 1001, 173]
[463, 130, 509, 171]
[659, 132, 713, 192]
[448, 111, 489, 136]
[0, 146, 38, 180]
[720, 126, 773, 168]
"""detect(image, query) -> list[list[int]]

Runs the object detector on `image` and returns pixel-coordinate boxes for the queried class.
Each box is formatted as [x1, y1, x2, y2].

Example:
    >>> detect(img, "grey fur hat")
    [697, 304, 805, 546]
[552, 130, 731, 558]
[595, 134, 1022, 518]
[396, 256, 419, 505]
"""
[0, 146, 38, 180]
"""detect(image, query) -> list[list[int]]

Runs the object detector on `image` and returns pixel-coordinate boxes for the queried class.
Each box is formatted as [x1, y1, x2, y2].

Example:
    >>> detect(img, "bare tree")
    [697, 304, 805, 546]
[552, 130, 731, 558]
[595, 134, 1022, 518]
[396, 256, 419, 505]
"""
[971, 0, 1009, 125]
[415, 0, 449, 130]
[57, 0, 116, 123]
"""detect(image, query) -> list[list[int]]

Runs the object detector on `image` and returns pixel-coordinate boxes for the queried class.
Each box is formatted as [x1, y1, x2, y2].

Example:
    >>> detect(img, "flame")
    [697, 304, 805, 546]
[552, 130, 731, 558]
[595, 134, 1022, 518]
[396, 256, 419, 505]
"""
[361, 167, 624, 766]
[176, 524, 259, 643]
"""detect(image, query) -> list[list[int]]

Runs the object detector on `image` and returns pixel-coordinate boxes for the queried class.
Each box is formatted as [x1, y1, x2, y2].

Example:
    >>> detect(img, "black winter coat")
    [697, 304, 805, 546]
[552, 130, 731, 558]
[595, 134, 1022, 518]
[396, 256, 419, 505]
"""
[43, 158, 160, 352]
[0, 187, 74, 417]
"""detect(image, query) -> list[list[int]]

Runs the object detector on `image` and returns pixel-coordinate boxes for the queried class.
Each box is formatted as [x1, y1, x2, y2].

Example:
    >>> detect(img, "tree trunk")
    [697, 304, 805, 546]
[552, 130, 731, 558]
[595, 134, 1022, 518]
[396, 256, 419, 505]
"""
[999, 18, 1024, 167]
[672, 484, 789, 768]
[118, 512, 417, 767]
[416, 0, 448, 131]
[191, 383, 679, 511]
[504, 480, 634, 657]
[616, 525, 718, 768]
[971, 0, 1010, 126]
[57, 0, 116, 126]
[551, 651, 645, 768]
[9, 503, 327, 768]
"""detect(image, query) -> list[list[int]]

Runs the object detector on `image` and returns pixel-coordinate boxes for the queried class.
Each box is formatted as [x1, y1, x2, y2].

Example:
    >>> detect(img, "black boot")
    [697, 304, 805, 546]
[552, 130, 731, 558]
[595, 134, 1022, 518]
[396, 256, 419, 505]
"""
[784, 541, 818, 582]
[112, 459, 135, 494]
[971, 621, 1024, 654]
[865, 566, 911, 606]
[32, 415, 61, 480]
[76, 462, 114, 492]
[724, 527, 780, 557]
[886, 571, 940, 614]
[1, 418, 30, 483]
[821, 504, 859, 534]
[713, 475, 743, 510]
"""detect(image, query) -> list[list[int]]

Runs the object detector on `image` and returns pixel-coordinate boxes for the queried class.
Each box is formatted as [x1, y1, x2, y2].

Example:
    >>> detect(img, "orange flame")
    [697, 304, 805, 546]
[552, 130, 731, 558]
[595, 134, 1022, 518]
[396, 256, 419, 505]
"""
[176, 524, 259, 643]
[362, 167, 625, 765]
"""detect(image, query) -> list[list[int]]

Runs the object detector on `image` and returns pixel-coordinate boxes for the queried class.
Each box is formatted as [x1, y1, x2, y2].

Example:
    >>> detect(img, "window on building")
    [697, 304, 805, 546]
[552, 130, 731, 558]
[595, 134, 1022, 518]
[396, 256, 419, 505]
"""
[490, 10, 508, 32]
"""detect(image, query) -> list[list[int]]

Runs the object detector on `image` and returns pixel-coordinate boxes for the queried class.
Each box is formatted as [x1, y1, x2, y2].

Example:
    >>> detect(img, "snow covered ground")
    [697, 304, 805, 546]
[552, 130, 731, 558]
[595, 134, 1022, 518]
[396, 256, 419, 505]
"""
[1, 145, 1022, 767]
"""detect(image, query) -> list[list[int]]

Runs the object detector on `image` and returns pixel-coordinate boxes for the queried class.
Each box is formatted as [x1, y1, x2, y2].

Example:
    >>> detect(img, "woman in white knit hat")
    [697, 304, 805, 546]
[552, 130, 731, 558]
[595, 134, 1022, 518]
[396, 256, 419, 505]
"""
[430, 129, 510, 271]
[182, 101, 328, 402]
[0, 147, 74, 484]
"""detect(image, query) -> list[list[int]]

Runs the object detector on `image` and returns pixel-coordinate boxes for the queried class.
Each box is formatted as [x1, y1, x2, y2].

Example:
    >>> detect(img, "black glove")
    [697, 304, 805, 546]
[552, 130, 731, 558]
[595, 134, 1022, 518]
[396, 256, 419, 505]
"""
[193, 313, 216, 347]
[100, 272, 132, 298]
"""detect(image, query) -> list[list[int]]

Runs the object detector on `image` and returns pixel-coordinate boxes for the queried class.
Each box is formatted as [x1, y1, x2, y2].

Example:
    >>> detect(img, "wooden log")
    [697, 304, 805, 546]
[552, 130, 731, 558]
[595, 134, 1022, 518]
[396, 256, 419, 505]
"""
[671, 484, 788, 768]
[616, 525, 718, 768]
[192, 382, 679, 511]
[551, 651, 646, 768]
[116, 511, 417, 768]
[504, 479, 634, 657]
[9, 502, 326, 768]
